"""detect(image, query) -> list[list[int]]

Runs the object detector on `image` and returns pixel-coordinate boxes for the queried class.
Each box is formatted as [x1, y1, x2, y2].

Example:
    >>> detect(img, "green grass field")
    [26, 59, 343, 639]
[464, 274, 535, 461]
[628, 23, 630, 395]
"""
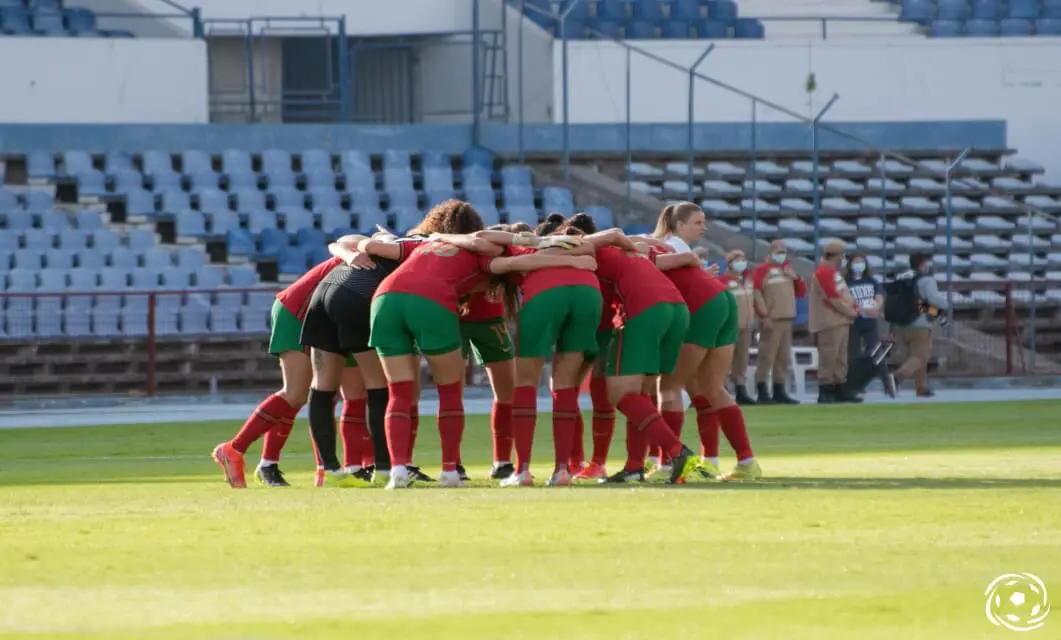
[1, 401, 1059, 640]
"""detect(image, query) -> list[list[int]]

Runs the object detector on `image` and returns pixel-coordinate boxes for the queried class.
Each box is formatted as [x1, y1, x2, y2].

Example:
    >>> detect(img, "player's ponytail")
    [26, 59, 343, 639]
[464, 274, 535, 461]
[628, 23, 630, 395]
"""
[653, 204, 676, 239]
[536, 212, 566, 236]
[566, 212, 598, 235]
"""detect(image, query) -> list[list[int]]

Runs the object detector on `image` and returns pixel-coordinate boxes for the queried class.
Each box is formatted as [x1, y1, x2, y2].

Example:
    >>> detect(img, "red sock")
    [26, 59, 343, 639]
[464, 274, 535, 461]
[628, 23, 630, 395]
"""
[617, 392, 682, 468]
[232, 393, 299, 454]
[261, 422, 293, 462]
[569, 411, 585, 470]
[512, 385, 537, 473]
[339, 398, 368, 468]
[436, 382, 464, 473]
[491, 401, 513, 463]
[692, 395, 720, 458]
[645, 392, 666, 461]
[407, 404, 420, 461]
[589, 376, 615, 465]
[551, 387, 579, 472]
[717, 404, 754, 461]
[385, 381, 414, 467]
[662, 410, 684, 439]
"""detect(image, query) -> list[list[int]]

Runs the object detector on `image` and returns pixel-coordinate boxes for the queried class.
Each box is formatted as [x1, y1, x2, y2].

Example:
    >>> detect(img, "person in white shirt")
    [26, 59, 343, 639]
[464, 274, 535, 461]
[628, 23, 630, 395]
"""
[652, 201, 706, 252]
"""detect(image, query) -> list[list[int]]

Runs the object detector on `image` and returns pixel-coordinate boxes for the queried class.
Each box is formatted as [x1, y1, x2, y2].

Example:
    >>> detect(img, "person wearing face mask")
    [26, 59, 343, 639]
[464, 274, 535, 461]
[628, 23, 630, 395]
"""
[884, 252, 950, 397]
[652, 201, 706, 253]
[722, 250, 756, 405]
[843, 252, 896, 397]
[751, 240, 806, 404]
[809, 241, 866, 404]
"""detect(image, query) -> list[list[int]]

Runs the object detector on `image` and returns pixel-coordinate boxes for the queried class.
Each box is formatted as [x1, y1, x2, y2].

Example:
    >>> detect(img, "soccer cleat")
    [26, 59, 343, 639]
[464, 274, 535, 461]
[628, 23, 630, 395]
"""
[696, 458, 722, 480]
[456, 464, 470, 482]
[500, 470, 534, 487]
[722, 459, 763, 482]
[438, 470, 464, 487]
[490, 462, 515, 480]
[323, 469, 371, 488]
[546, 469, 572, 487]
[883, 373, 898, 398]
[385, 466, 414, 489]
[573, 461, 608, 482]
[352, 467, 374, 484]
[211, 442, 247, 488]
[254, 464, 290, 487]
[314, 467, 326, 488]
[601, 468, 646, 484]
[667, 446, 699, 485]
[407, 465, 435, 483]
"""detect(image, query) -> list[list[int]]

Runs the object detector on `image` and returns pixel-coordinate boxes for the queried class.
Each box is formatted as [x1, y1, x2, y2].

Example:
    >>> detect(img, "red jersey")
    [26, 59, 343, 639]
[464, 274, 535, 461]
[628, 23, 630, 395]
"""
[461, 292, 505, 322]
[276, 257, 342, 320]
[374, 240, 494, 312]
[649, 248, 726, 314]
[594, 246, 684, 328]
[506, 245, 600, 303]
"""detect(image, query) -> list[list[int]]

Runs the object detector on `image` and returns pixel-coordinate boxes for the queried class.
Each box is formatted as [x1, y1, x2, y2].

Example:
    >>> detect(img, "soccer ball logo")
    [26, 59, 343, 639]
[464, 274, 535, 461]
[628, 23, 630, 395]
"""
[984, 573, 1050, 632]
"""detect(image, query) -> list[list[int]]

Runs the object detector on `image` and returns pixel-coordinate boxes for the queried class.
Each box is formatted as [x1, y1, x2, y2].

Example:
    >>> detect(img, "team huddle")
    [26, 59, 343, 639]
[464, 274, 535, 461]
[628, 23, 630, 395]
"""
[210, 200, 761, 489]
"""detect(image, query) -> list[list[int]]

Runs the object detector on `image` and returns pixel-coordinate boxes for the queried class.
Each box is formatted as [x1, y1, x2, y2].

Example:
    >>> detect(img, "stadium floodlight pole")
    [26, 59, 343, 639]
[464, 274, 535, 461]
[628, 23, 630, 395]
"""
[879, 151, 888, 273]
[518, 0, 526, 161]
[1026, 206, 1038, 369]
[686, 43, 715, 200]
[625, 46, 632, 209]
[811, 93, 839, 262]
[750, 99, 759, 262]
[944, 147, 969, 323]
[472, 0, 481, 147]
[560, 0, 583, 180]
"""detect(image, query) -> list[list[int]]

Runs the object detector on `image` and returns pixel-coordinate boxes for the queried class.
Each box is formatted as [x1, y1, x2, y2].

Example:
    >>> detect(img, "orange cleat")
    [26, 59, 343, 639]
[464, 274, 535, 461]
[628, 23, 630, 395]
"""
[573, 461, 608, 482]
[314, 467, 326, 488]
[211, 442, 247, 488]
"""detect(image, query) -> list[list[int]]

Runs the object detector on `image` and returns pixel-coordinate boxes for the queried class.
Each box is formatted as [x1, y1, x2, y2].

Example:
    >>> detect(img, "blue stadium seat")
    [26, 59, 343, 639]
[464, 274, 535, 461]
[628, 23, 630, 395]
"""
[142, 151, 174, 175]
[206, 210, 240, 236]
[301, 149, 333, 171]
[112, 169, 144, 193]
[543, 186, 574, 215]
[0, 233, 15, 253]
[33, 15, 64, 38]
[937, 0, 970, 21]
[127, 228, 156, 251]
[383, 168, 414, 193]
[98, 267, 128, 290]
[76, 170, 107, 197]
[349, 188, 381, 211]
[44, 249, 72, 270]
[341, 150, 371, 172]
[227, 264, 258, 288]
[76, 248, 103, 270]
[0, 250, 10, 272]
[194, 265, 224, 289]
[91, 229, 120, 252]
[24, 190, 54, 214]
[247, 210, 278, 234]
[109, 247, 138, 269]
[258, 227, 288, 258]
[226, 170, 258, 191]
[1000, 18, 1032, 35]
[591, 20, 623, 38]
[161, 190, 191, 212]
[625, 20, 658, 38]
[662, 20, 692, 38]
[174, 247, 205, 269]
[304, 168, 336, 190]
[1007, 0, 1037, 19]
[104, 150, 132, 174]
[308, 186, 341, 210]
[597, 0, 629, 22]
[238, 305, 269, 333]
[1, 8, 31, 35]
[143, 247, 171, 269]
[697, 19, 729, 37]
[462, 166, 492, 188]
[354, 208, 387, 233]
[1037, 18, 1061, 34]
[39, 210, 69, 231]
[277, 245, 310, 274]
[125, 189, 156, 217]
[477, 206, 501, 226]
[14, 249, 42, 269]
[69, 269, 97, 290]
[507, 206, 540, 226]
[265, 168, 296, 189]
[388, 190, 419, 210]
[261, 148, 292, 174]
[965, 19, 1000, 35]
[64, 306, 92, 337]
[503, 185, 534, 206]
[392, 208, 424, 233]
[147, 169, 182, 192]
[75, 210, 103, 230]
[900, 0, 934, 24]
[196, 188, 230, 212]
[319, 208, 351, 234]
[181, 150, 213, 175]
[63, 150, 94, 175]
[465, 187, 496, 210]
[175, 211, 207, 238]
[130, 268, 161, 290]
[734, 18, 765, 39]
[119, 306, 148, 337]
[23, 229, 52, 250]
[421, 150, 450, 170]
[0, 188, 18, 210]
[90, 306, 120, 337]
[424, 167, 455, 192]
[270, 187, 305, 210]
[4, 211, 33, 231]
[59, 229, 87, 250]
[971, 0, 1000, 20]
[221, 149, 252, 175]
[383, 149, 412, 173]
[634, 0, 666, 21]
[38, 268, 67, 293]
[233, 188, 266, 212]
[1045, 0, 1061, 19]
[188, 170, 220, 191]
[280, 207, 313, 232]
[462, 147, 493, 170]
[226, 229, 255, 257]
[586, 205, 615, 228]
[209, 305, 239, 333]
[671, 0, 705, 20]
[296, 227, 326, 249]
[707, 0, 738, 23]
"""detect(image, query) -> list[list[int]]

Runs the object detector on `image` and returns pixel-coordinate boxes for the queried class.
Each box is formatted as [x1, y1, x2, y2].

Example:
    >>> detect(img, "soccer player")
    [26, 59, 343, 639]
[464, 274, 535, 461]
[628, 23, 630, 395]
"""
[558, 218, 701, 485]
[652, 200, 706, 253]
[355, 200, 597, 489]
[210, 251, 368, 488]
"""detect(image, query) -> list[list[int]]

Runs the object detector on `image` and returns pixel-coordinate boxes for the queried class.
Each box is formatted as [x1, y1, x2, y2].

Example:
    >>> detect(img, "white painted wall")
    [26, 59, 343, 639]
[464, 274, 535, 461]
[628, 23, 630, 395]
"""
[0, 39, 208, 123]
[554, 39, 1061, 176]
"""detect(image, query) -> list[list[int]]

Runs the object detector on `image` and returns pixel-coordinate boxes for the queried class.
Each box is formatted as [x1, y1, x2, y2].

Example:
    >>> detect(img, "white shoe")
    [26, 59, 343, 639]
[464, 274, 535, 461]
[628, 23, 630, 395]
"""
[385, 466, 412, 489]
[500, 470, 534, 487]
[438, 470, 463, 487]
[546, 469, 572, 487]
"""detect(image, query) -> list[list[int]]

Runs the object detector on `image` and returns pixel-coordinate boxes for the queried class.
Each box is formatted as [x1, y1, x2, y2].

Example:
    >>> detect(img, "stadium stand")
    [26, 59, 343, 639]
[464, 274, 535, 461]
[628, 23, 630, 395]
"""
[0, 0, 130, 38]
[520, 0, 767, 39]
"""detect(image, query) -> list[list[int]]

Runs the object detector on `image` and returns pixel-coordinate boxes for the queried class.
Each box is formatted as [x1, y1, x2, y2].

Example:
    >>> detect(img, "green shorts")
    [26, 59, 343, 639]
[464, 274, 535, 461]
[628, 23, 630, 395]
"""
[370, 292, 461, 358]
[684, 291, 739, 349]
[517, 285, 603, 359]
[605, 302, 690, 377]
[460, 317, 514, 365]
[269, 300, 305, 356]
[594, 329, 614, 361]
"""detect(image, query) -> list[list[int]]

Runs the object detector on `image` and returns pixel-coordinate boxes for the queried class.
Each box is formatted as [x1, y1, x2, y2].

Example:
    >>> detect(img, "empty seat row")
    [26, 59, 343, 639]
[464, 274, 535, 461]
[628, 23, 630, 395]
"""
[0, 228, 157, 251]
[0, 305, 270, 338]
[1, 264, 259, 292]
[0, 246, 206, 271]
[901, 0, 1061, 22]
[929, 17, 1061, 34]
[564, 17, 764, 39]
